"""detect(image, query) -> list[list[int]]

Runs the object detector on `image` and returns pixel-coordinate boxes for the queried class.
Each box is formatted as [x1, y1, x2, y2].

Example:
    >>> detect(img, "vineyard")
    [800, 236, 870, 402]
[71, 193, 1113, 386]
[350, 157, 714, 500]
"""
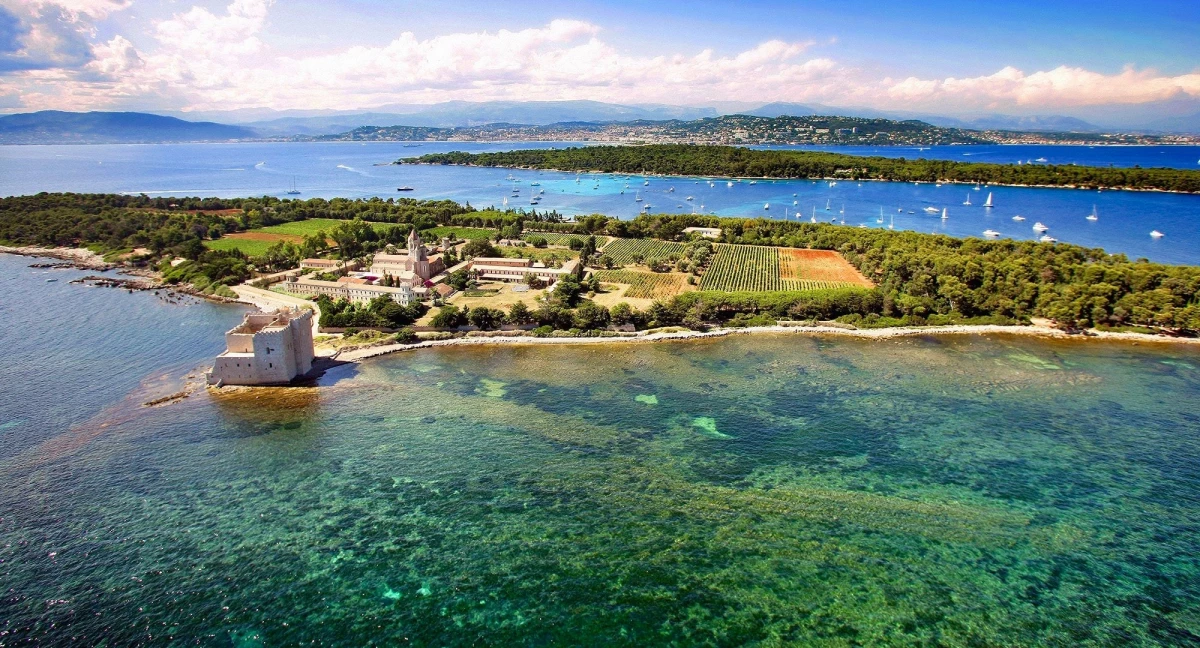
[600, 239, 688, 266]
[698, 244, 870, 292]
[700, 245, 784, 291]
[523, 232, 610, 247]
[594, 270, 688, 300]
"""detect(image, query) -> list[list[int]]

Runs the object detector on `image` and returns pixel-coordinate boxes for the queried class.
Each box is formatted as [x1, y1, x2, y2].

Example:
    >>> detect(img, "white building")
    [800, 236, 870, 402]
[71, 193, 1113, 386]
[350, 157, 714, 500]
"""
[468, 257, 580, 285]
[208, 308, 315, 386]
[282, 275, 417, 305]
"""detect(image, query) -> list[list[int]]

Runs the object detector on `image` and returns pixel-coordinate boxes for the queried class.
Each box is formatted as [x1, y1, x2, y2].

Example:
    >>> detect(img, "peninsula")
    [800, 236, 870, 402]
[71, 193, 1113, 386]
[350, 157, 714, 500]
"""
[402, 144, 1200, 194]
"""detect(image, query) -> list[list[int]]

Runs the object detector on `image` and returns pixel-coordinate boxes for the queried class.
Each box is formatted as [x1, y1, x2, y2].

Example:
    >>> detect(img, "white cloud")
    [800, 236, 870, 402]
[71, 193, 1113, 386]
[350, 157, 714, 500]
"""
[887, 65, 1200, 110]
[2, 0, 1198, 119]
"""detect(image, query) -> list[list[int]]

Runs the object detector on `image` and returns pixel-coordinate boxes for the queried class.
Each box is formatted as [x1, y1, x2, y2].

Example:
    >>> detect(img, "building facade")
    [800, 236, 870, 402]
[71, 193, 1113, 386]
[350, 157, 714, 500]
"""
[369, 229, 445, 284]
[282, 276, 416, 305]
[467, 257, 580, 285]
[208, 308, 315, 386]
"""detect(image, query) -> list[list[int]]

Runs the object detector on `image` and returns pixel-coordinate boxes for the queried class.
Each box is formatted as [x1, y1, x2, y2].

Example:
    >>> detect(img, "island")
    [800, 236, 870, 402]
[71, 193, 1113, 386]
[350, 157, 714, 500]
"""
[401, 144, 1200, 194]
[3, 192, 1199, 360]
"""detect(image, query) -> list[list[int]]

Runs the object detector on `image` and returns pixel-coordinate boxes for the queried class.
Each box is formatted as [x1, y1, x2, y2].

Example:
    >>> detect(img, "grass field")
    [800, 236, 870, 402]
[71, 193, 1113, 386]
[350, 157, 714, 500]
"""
[601, 239, 688, 266]
[699, 244, 872, 292]
[523, 232, 610, 247]
[204, 218, 403, 255]
[594, 270, 689, 300]
[500, 247, 578, 263]
[424, 226, 495, 241]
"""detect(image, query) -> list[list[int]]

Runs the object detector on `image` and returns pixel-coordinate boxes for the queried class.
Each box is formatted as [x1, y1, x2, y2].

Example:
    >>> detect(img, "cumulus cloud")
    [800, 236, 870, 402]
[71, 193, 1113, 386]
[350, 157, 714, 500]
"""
[0, 0, 132, 73]
[887, 65, 1200, 110]
[1, 0, 1197, 117]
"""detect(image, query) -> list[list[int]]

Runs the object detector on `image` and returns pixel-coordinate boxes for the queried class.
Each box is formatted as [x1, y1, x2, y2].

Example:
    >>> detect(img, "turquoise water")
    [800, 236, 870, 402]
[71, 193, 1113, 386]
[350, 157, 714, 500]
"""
[2, 142, 1199, 264]
[3, 255, 1200, 644]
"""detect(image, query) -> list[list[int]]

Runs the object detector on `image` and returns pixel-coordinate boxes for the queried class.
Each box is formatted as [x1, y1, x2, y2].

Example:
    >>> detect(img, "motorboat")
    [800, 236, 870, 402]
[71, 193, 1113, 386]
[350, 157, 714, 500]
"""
[1032, 222, 1049, 232]
[983, 229, 1001, 238]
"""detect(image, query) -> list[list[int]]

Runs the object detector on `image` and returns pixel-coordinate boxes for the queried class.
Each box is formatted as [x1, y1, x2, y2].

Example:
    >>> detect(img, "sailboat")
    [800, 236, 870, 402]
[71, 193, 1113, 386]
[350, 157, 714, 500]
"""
[983, 192, 994, 208]
[840, 204, 845, 216]
[634, 191, 642, 202]
[811, 207, 817, 224]
[502, 196, 508, 206]
[1086, 205, 1098, 222]
[889, 214, 895, 230]
[963, 193, 972, 205]
[974, 184, 982, 191]
[286, 176, 301, 195]
[941, 207, 948, 220]
[825, 199, 831, 211]
[877, 207, 884, 224]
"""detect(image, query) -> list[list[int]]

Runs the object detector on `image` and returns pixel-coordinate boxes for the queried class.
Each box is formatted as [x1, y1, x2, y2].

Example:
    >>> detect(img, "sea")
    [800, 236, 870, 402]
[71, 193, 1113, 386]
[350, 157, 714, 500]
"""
[2, 253, 1200, 644]
[2, 142, 1199, 264]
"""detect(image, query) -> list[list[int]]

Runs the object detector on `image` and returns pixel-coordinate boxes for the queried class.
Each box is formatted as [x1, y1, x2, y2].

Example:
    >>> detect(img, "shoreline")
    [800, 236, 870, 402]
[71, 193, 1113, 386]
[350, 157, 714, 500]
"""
[401, 161, 1199, 195]
[334, 323, 1200, 363]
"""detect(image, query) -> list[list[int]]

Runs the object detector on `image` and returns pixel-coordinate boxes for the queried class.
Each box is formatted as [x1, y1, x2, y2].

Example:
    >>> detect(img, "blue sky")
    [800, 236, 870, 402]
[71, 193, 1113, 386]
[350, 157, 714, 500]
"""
[1, 0, 1198, 124]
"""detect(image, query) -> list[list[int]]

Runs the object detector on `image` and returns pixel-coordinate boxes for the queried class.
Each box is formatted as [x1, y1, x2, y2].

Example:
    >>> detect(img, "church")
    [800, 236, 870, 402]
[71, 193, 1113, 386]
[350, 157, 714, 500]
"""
[369, 228, 446, 287]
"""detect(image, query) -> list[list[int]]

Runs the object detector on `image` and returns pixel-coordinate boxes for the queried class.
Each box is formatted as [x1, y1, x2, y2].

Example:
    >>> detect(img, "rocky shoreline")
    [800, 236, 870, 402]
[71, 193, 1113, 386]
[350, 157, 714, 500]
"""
[0, 245, 115, 270]
[335, 322, 1200, 363]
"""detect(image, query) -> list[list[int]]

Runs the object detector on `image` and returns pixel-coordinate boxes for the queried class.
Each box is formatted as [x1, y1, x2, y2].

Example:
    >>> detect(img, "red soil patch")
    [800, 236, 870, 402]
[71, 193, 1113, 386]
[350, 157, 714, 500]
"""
[779, 249, 873, 287]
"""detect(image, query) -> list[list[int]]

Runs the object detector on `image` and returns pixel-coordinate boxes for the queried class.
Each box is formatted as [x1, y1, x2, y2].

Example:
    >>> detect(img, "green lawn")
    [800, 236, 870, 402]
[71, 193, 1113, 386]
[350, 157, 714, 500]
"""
[423, 226, 495, 241]
[255, 218, 401, 237]
[204, 237, 275, 256]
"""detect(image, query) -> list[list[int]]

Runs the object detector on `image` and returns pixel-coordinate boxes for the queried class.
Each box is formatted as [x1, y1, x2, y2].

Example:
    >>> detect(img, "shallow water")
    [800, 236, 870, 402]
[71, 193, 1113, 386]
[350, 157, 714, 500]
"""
[2, 142, 1199, 264]
[2, 258, 1200, 645]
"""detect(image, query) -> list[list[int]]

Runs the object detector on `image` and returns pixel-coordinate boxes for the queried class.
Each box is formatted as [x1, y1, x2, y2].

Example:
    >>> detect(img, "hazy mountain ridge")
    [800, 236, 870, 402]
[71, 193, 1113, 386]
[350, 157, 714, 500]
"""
[0, 111, 258, 144]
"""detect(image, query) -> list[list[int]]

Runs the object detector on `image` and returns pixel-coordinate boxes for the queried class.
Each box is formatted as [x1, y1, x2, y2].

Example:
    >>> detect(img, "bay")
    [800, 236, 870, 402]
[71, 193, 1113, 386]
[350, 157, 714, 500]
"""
[1, 142, 1199, 264]
[1, 255, 1200, 644]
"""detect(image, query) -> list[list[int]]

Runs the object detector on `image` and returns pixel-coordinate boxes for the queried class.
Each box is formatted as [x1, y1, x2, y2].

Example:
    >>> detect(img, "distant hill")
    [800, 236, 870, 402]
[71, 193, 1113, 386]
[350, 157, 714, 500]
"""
[744, 102, 819, 118]
[0, 111, 259, 144]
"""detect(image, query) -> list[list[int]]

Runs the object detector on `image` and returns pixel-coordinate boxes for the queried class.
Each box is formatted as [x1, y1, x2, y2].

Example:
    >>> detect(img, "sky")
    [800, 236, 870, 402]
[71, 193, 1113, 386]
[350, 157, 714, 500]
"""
[1, 0, 1198, 125]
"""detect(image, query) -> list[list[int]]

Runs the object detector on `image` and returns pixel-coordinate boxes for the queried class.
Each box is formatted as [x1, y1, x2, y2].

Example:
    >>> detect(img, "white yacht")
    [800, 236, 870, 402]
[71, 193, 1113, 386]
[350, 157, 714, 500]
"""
[727, 181, 734, 187]
[763, 203, 770, 210]
[685, 196, 694, 201]
[1012, 215, 1026, 222]
[877, 207, 885, 224]
[811, 207, 817, 223]
[825, 199, 832, 211]
[983, 229, 1001, 238]
[634, 191, 642, 202]
[1150, 230, 1165, 238]
[963, 193, 972, 205]
[941, 208, 949, 220]
[923, 206, 940, 214]
[1032, 222, 1049, 232]
[1039, 235, 1057, 243]
[1086, 205, 1099, 222]
[984, 192, 994, 208]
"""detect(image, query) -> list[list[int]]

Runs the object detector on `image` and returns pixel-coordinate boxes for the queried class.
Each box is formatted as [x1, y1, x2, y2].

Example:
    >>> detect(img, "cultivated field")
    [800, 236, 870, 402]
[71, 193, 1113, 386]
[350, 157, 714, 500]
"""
[594, 270, 690, 300]
[699, 244, 872, 292]
[601, 239, 688, 266]
[780, 249, 873, 286]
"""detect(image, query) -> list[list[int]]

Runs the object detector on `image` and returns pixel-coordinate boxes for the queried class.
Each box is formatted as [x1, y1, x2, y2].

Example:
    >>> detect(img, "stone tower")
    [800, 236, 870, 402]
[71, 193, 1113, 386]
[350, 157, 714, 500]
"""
[407, 228, 430, 281]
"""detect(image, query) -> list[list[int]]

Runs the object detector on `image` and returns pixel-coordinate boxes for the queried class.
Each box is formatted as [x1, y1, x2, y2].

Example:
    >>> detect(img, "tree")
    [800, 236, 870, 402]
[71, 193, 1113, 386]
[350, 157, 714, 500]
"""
[462, 238, 498, 259]
[507, 301, 533, 324]
[446, 269, 470, 290]
[468, 306, 502, 330]
[552, 275, 582, 306]
[430, 305, 466, 328]
[610, 302, 634, 326]
[393, 327, 418, 344]
[573, 301, 610, 330]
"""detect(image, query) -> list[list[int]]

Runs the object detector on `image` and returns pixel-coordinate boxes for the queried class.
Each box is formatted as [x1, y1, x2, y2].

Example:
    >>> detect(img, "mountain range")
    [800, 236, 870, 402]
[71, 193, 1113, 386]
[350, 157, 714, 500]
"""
[0, 101, 1196, 144]
[0, 111, 257, 144]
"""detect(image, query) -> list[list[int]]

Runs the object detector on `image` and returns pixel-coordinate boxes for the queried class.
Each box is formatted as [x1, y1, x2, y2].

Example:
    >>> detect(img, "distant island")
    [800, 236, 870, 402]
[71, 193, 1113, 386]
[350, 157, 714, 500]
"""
[320, 114, 1197, 146]
[2, 110, 1196, 146]
[401, 144, 1200, 193]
